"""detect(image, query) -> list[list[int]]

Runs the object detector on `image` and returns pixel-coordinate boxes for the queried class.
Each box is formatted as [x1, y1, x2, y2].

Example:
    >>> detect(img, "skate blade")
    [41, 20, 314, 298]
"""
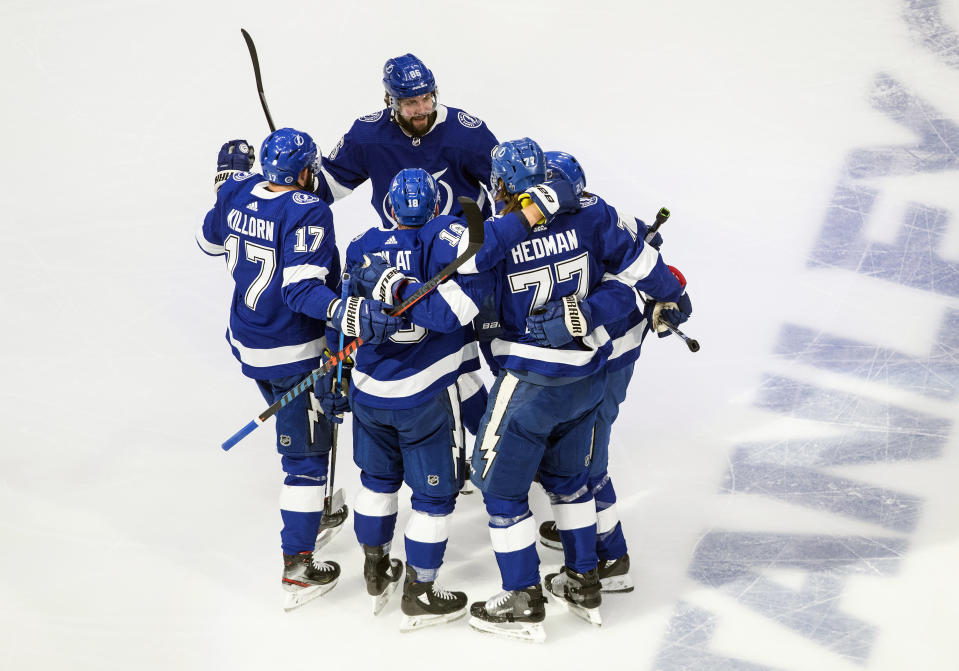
[538, 537, 563, 551]
[282, 577, 339, 611]
[372, 578, 400, 615]
[399, 607, 467, 632]
[600, 574, 634, 593]
[545, 586, 603, 626]
[313, 520, 345, 552]
[468, 616, 546, 643]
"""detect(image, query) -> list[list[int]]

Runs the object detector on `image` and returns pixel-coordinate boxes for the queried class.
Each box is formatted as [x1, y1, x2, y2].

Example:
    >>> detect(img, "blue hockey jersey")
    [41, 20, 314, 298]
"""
[196, 172, 341, 380]
[315, 105, 498, 227]
[343, 215, 494, 409]
[457, 195, 682, 380]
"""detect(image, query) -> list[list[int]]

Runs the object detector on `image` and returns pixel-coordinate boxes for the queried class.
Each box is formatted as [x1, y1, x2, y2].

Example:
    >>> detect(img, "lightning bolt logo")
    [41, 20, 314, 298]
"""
[307, 394, 322, 444]
[477, 374, 519, 480]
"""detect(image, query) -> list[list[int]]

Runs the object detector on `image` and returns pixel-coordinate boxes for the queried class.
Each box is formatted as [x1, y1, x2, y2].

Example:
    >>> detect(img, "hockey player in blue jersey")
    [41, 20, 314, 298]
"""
[309, 53, 497, 465]
[196, 129, 404, 611]
[332, 168, 496, 630]
[463, 138, 692, 641]
[532, 151, 690, 595]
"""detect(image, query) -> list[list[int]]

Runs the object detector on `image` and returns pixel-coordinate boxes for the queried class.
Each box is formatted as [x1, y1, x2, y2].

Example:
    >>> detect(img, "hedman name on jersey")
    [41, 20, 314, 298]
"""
[510, 229, 579, 264]
[227, 208, 275, 242]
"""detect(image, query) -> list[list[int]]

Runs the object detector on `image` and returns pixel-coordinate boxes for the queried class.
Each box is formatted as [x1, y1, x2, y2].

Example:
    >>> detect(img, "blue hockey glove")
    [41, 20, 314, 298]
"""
[526, 295, 593, 348]
[651, 292, 692, 337]
[315, 371, 350, 423]
[329, 296, 405, 344]
[520, 179, 581, 226]
[350, 255, 408, 305]
[214, 139, 255, 192]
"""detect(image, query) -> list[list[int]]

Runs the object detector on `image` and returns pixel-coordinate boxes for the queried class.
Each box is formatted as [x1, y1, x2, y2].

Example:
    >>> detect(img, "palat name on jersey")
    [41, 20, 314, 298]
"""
[226, 208, 275, 242]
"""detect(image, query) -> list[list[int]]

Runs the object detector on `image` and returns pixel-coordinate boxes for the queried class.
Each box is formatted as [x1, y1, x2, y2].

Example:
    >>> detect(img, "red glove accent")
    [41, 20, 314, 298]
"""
[668, 265, 686, 288]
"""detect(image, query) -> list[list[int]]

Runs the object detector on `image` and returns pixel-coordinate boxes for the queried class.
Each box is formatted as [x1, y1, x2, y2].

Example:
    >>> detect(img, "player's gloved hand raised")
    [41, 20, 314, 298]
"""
[350, 255, 408, 305]
[329, 297, 404, 344]
[651, 292, 692, 337]
[526, 295, 593, 348]
[315, 370, 350, 423]
[214, 139, 255, 193]
[520, 179, 581, 226]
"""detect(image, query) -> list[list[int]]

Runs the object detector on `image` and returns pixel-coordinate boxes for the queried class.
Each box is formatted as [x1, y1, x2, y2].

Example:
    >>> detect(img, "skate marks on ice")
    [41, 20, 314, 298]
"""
[654, 8, 959, 670]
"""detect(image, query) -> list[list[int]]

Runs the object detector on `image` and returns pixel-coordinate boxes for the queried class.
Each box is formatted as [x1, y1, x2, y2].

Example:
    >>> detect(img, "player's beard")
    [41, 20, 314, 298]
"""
[396, 110, 437, 137]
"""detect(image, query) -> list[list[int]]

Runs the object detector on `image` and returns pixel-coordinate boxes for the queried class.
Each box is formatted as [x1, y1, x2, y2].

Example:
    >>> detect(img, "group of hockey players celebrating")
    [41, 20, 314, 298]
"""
[197, 52, 693, 642]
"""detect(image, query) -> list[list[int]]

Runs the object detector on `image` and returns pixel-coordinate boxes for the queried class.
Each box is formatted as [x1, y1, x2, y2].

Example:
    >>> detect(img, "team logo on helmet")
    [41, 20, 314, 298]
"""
[385, 63, 394, 73]
[292, 192, 319, 205]
[293, 134, 304, 146]
[359, 111, 384, 123]
[457, 111, 481, 128]
[427, 475, 439, 486]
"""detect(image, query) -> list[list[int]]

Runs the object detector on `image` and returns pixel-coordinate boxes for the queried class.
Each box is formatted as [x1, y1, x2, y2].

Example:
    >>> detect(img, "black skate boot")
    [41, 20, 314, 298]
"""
[363, 544, 402, 615]
[537, 520, 562, 550]
[544, 566, 602, 626]
[281, 552, 340, 611]
[399, 563, 468, 631]
[468, 584, 547, 643]
[597, 553, 634, 593]
[314, 488, 349, 552]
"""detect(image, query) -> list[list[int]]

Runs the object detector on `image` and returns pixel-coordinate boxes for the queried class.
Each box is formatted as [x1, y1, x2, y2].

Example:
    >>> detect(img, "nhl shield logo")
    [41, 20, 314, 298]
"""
[427, 474, 439, 486]
[280, 435, 292, 447]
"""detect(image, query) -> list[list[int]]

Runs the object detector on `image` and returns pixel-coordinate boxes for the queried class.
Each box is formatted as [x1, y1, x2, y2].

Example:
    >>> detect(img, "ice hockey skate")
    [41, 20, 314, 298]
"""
[313, 488, 348, 552]
[399, 563, 468, 631]
[468, 585, 547, 643]
[363, 544, 403, 615]
[281, 552, 340, 611]
[597, 553, 634, 593]
[537, 520, 562, 550]
[544, 566, 602, 626]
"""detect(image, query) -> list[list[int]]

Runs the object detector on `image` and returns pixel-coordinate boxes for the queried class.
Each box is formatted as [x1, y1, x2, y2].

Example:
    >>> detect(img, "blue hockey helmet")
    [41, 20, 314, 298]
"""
[545, 151, 587, 197]
[259, 128, 319, 185]
[388, 168, 439, 226]
[489, 138, 546, 195]
[383, 53, 437, 107]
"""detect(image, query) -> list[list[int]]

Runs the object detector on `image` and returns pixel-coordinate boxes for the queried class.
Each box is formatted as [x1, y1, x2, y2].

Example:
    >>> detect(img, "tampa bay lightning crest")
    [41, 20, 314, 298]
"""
[457, 111, 481, 128]
[293, 192, 320, 205]
[360, 111, 384, 123]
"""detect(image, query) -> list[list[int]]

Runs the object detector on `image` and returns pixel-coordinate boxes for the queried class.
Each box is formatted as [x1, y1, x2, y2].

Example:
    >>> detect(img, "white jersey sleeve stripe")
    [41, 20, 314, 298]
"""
[279, 484, 325, 513]
[227, 328, 326, 368]
[490, 333, 609, 366]
[351, 342, 479, 399]
[436, 280, 480, 325]
[195, 226, 224, 255]
[405, 509, 450, 544]
[616, 242, 661, 285]
[282, 264, 330, 287]
[489, 515, 536, 553]
[608, 321, 647, 362]
[320, 167, 354, 201]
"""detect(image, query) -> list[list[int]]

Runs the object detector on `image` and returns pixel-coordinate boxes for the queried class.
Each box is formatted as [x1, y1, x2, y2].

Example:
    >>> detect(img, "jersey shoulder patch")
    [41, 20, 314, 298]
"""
[579, 195, 599, 207]
[292, 192, 320, 205]
[231, 171, 256, 182]
[358, 110, 384, 123]
[456, 111, 483, 128]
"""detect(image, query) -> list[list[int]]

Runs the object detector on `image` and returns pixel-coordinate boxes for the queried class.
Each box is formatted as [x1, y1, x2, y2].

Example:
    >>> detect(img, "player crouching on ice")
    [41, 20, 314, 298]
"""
[324, 168, 495, 630]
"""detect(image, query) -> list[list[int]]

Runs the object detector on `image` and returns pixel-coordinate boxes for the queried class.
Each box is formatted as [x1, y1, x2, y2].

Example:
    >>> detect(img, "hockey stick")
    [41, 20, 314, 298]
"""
[221, 196, 486, 450]
[640, 206, 701, 353]
[240, 29, 276, 133]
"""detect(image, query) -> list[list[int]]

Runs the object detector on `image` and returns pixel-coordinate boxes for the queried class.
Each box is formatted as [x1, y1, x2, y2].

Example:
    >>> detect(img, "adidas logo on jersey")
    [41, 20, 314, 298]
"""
[385, 235, 398, 245]
[246, 201, 258, 211]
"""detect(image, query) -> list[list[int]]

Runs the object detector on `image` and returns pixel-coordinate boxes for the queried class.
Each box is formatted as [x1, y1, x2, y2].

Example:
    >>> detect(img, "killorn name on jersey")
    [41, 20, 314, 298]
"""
[227, 208, 275, 242]
[510, 229, 579, 264]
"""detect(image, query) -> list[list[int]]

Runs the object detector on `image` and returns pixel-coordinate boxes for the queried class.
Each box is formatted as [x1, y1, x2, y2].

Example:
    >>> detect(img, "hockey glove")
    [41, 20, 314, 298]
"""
[651, 292, 692, 337]
[519, 179, 581, 226]
[350, 255, 408, 305]
[329, 296, 405, 344]
[315, 370, 350, 423]
[526, 295, 593, 348]
[214, 139, 255, 193]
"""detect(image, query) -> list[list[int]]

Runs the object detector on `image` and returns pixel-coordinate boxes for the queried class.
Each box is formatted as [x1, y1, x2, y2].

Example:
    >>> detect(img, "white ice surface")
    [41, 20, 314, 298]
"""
[1, 1, 957, 669]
